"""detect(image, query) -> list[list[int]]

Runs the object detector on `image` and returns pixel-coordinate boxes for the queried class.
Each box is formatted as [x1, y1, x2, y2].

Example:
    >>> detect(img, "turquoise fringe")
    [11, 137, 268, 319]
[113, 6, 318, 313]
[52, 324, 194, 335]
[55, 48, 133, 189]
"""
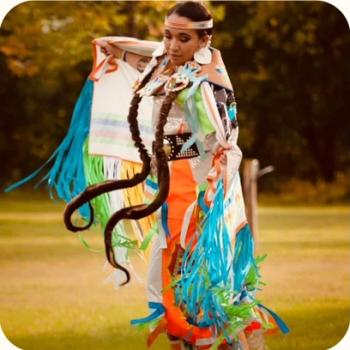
[258, 303, 290, 334]
[131, 302, 165, 326]
[161, 202, 170, 236]
[233, 224, 256, 292]
[5, 79, 93, 218]
[174, 181, 261, 339]
[175, 180, 232, 331]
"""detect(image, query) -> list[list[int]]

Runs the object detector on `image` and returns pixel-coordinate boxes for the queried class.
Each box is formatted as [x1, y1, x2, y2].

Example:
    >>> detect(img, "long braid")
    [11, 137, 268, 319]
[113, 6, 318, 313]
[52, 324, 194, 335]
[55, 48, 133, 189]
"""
[104, 91, 179, 285]
[127, 92, 151, 175]
[64, 58, 181, 285]
[63, 66, 155, 232]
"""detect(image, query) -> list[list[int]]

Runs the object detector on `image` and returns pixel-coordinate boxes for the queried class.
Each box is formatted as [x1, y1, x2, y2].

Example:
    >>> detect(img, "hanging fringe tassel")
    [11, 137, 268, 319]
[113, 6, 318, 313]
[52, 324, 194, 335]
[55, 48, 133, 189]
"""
[83, 139, 111, 226]
[174, 180, 267, 343]
[119, 161, 156, 240]
[5, 78, 94, 219]
[257, 304, 290, 334]
[176, 180, 234, 331]
[131, 302, 165, 326]
[233, 224, 256, 293]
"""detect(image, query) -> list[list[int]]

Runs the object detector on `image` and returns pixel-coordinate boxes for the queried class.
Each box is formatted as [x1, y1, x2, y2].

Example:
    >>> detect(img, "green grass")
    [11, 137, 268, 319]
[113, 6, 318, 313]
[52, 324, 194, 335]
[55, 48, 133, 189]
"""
[0, 194, 349, 350]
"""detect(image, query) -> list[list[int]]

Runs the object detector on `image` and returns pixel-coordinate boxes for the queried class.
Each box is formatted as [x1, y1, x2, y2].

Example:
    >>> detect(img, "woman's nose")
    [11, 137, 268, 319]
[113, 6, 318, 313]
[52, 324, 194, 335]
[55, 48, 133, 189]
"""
[169, 39, 180, 52]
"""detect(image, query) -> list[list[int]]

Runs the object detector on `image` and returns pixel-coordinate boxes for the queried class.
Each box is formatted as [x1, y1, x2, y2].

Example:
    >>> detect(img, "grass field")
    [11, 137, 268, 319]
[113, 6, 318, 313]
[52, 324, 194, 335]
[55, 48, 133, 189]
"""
[0, 194, 349, 350]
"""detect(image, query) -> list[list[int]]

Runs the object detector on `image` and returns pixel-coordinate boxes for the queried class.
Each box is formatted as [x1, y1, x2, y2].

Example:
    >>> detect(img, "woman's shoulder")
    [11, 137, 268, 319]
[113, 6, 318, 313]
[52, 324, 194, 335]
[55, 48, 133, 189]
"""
[198, 48, 233, 92]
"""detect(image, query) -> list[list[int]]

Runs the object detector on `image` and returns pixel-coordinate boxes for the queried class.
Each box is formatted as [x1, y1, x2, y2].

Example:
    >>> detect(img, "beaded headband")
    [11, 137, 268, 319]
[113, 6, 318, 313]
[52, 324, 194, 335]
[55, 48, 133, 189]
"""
[164, 18, 213, 30]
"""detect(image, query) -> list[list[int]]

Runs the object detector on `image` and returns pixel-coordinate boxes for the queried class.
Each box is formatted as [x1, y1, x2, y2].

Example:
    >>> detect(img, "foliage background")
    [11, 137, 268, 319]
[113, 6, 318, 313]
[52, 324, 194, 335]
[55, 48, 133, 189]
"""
[0, 1, 349, 202]
[0, 2, 349, 350]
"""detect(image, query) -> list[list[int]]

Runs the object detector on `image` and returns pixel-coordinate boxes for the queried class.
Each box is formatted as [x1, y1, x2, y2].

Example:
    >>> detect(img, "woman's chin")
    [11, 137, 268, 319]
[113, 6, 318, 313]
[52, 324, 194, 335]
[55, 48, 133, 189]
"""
[169, 56, 186, 67]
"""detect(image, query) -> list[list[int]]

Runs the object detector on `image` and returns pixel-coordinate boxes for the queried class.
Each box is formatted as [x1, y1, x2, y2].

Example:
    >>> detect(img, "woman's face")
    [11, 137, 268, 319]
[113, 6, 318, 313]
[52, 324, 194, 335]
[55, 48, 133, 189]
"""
[163, 13, 209, 66]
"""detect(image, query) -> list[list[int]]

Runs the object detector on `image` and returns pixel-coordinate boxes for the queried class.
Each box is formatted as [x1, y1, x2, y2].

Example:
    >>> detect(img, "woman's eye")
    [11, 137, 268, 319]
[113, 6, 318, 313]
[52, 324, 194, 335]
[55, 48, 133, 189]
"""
[180, 37, 190, 43]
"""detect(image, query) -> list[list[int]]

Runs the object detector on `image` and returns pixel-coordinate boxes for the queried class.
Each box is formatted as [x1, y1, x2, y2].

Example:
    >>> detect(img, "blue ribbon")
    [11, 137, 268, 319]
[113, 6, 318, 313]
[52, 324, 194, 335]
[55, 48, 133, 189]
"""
[5, 78, 93, 219]
[130, 302, 165, 325]
[198, 191, 209, 214]
[161, 202, 170, 236]
[233, 224, 255, 292]
[145, 177, 158, 191]
[176, 180, 232, 331]
[258, 303, 290, 334]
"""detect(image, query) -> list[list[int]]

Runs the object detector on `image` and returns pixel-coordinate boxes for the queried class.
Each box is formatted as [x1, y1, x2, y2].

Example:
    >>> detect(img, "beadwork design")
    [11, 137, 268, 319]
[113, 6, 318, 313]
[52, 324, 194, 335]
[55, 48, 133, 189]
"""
[162, 133, 200, 161]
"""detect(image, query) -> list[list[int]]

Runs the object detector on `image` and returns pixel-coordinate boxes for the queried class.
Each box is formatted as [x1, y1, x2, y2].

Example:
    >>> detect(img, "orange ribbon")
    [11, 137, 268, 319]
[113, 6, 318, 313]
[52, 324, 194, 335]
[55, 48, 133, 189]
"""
[89, 47, 118, 82]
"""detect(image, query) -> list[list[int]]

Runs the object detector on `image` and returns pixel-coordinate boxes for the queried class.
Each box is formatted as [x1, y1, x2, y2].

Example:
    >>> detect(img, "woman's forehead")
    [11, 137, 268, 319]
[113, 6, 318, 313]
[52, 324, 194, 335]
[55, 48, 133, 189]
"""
[164, 26, 197, 37]
[164, 13, 198, 35]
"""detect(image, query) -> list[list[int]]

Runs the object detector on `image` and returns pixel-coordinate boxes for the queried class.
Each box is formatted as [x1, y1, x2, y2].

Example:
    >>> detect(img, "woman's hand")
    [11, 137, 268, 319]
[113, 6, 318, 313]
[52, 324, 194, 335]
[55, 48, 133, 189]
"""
[212, 141, 234, 167]
[94, 39, 124, 58]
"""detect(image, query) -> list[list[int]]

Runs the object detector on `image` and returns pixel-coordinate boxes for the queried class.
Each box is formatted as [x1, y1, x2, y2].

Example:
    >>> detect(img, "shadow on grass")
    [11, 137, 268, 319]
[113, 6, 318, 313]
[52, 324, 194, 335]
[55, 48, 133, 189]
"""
[3, 302, 350, 350]
[267, 302, 350, 350]
[4, 325, 168, 350]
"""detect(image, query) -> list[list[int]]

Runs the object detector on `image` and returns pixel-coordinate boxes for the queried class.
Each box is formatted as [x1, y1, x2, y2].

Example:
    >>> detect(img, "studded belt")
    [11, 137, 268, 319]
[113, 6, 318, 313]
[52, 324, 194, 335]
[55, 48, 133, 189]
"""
[153, 132, 200, 161]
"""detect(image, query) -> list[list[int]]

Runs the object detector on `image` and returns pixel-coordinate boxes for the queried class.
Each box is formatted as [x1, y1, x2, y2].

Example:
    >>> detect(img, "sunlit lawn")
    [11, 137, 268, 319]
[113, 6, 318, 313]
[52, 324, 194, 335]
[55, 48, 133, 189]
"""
[1, 194, 349, 350]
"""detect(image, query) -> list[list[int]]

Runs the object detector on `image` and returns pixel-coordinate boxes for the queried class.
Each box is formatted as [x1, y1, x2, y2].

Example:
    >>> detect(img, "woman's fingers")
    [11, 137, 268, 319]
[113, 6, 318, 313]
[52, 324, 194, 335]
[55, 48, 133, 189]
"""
[94, 39, 123, 58]
[100, 46, 109, 55]
[94, 39, 111, 55]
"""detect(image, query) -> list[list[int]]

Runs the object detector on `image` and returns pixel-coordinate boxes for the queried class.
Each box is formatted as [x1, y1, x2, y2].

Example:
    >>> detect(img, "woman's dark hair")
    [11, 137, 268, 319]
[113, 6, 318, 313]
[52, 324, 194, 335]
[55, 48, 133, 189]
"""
[64, 1, 211, 287]
[64, 61, 180, 285]
[167, 1, 213, 37]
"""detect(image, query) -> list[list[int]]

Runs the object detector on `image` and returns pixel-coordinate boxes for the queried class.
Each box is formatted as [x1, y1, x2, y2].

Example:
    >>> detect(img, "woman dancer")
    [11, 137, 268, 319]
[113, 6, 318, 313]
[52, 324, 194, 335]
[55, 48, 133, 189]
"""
[8, 2, 288, 349]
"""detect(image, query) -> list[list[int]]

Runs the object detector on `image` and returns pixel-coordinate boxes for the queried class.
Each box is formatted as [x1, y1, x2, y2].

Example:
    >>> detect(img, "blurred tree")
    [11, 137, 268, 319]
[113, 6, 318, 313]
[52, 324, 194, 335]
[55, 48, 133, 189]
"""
[0, 1, 227, 188]
[0, 1, 349, 188]
[0, 1, 171, 186]
[218, 1, 350, 182]
[0, 1, 170, 77]
[0, 1, 225, 77]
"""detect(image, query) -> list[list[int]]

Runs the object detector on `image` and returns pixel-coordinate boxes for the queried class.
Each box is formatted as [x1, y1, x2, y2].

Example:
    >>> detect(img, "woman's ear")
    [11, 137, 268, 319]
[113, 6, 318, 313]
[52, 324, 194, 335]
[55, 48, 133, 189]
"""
[194, 34, 212, 64]
[199, 34, 210, 48]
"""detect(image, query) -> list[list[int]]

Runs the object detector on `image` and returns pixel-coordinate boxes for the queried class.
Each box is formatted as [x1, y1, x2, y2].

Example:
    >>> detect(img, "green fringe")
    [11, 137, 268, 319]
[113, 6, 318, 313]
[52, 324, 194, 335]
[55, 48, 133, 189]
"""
[132, 315, 163, 332]
[139, 222, 159, 251]
[246, 254, 267, 291]
[169, 253, 270, 349]
[81, 138, 138, 251]
[83, 139, 110, 227]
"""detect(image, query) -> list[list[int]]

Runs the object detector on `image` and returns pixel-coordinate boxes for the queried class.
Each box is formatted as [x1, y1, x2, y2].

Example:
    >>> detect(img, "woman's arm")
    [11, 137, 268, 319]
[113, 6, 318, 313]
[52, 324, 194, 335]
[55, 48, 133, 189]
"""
[95, 39, 151, 73]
